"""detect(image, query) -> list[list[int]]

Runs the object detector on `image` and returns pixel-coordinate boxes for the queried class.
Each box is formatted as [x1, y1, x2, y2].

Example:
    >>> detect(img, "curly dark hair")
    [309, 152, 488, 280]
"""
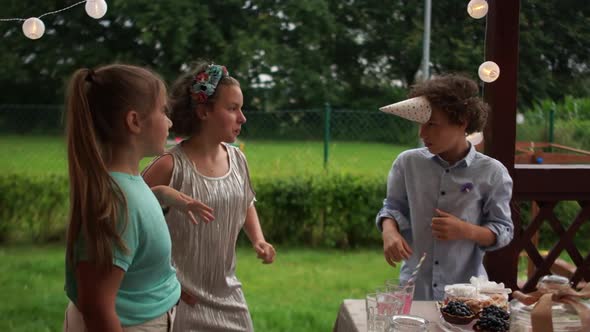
[408, 74, 489, 134]
[168, 61, 240, 137]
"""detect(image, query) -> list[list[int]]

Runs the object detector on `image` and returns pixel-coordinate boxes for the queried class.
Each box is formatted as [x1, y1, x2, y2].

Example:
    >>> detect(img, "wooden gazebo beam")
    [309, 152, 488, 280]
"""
[482, 0, 519, 170]
[482, 0, 520, 290]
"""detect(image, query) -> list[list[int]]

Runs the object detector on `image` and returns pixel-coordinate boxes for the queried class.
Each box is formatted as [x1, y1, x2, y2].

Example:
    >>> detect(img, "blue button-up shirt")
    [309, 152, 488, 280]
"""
[376, 144, 513, 300]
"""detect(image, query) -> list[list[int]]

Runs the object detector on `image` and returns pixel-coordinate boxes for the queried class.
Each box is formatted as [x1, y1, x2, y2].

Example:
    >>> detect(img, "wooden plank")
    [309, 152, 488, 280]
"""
[550, 143, 590, 156]
[514, 169, 590, 198]
[534, 153, 590, 164]
[515, 142, 551, 149]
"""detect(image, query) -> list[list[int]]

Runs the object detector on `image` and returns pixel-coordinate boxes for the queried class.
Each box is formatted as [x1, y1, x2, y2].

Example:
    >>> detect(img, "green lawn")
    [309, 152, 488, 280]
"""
[0, 245, 398, 332]
[0, 135, 403, 330]
[0, 135, 409, 177]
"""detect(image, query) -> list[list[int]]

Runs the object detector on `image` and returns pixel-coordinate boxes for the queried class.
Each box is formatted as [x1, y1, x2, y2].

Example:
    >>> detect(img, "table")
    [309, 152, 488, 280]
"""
[333, 300, 446, 332]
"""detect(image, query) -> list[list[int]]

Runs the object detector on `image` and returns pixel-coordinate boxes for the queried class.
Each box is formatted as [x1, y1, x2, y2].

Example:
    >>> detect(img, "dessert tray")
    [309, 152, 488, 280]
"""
[437, 277, 513, 332]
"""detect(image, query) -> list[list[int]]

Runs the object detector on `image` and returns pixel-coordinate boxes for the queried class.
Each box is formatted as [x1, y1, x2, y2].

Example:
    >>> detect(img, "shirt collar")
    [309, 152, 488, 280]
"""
[424, 142, 477, 169]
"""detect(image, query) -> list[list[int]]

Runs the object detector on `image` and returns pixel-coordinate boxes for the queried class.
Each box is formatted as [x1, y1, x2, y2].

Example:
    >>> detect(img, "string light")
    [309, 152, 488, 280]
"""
[22, 18, 45, 40]
[467, 0, 489, 19]
[478, 61, 500, 83]
[0, 0, 108, 40]
[466, 132, 484, 145]
[85, 0, 108, 19]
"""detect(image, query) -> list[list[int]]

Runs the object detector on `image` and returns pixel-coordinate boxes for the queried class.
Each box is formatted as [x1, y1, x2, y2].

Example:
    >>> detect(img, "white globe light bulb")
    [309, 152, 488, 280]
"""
[467, 0, 489, 19]
[466, 132, 484, 146]
[22, 17, 45, 40]
[478, 61, 500, 83]
[85, 0, 108, 19]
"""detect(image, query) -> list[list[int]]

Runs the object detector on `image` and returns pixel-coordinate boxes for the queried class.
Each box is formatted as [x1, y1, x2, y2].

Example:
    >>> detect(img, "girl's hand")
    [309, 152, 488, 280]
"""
[253, 241, 275, 264]
[154, 186, 214, 224]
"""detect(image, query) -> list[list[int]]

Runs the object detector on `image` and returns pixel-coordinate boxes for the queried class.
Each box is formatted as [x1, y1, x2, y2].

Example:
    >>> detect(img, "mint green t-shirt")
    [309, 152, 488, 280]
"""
[65, 172, 180, 326]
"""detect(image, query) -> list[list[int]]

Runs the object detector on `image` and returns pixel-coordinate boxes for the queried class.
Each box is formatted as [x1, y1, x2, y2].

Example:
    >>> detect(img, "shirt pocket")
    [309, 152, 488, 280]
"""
[453, 190, 483, 225]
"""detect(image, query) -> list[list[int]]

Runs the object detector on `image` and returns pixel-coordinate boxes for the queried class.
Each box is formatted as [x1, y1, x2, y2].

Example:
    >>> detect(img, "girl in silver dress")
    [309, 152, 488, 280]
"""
[143, 62, 276, 332]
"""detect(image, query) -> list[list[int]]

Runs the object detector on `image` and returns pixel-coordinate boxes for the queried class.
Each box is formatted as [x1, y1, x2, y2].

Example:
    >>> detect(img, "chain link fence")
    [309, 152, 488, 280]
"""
[0, 104, 65, 135]
[0, 104, 419, 173]
[0, 103, 418, 142]
[1, 104, 421, 175]
[5, 102, 590, 169]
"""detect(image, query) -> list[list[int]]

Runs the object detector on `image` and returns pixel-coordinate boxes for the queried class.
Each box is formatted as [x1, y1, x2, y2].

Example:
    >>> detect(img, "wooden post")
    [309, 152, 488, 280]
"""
[481, 0, 521, 291]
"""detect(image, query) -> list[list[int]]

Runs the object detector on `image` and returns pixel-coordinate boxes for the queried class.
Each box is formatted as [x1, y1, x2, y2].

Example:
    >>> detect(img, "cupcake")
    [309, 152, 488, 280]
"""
[473, 305, 510, 332]
[441, 301, 476, 325]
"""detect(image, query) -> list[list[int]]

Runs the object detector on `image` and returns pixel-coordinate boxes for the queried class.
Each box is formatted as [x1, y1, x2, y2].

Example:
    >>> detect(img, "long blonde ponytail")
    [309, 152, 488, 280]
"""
[65, 68, 128, 270]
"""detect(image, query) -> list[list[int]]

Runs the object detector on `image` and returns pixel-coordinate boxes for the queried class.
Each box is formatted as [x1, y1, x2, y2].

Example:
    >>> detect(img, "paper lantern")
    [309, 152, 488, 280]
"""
[22, 17, 45, 40]
[85, 0, 108, 19]
[478, 61, 500, 83]
[467, 0, 489, 19]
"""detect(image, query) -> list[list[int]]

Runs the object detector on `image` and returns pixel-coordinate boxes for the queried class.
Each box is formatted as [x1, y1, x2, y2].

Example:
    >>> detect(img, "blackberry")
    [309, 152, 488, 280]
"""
[441, 301, 476, 325]
[481, 305, 510, 321]
[473, 315, 510, 332]
[442, 301, 474, 317]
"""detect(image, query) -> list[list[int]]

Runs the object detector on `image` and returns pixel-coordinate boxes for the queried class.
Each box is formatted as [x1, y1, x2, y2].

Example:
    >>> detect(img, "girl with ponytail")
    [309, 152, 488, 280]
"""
[63, 64, 214, 332]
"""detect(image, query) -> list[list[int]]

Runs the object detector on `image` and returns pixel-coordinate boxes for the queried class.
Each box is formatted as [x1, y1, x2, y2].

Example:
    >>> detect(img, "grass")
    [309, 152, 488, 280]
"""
[0, 135, 409, 177]
[0, 245, 398, 332]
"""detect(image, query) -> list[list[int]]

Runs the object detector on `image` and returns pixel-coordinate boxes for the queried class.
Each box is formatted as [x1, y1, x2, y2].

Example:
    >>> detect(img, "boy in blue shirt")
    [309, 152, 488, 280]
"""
[376, 74, 514, 300]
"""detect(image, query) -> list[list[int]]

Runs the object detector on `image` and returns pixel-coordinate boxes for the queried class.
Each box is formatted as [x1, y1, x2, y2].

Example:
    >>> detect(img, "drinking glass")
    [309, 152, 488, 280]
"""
[385, 282, 416, 315]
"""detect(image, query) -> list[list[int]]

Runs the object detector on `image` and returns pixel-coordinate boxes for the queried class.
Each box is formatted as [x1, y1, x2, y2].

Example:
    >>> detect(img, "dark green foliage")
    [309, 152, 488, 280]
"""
[0, 174, 69, 243]
[517, 96, 590, 151]
[1, 1, 588, 110]
[249, 173, 386, 248]
[2, 173, 589, 252]
[0, 173, 386, 247]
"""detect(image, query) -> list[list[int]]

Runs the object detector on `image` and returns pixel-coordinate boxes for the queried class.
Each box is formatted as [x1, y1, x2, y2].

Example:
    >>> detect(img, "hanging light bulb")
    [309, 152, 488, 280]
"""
[22, 17, 45, 40]
[478, 61, 500, 83]
[466, 132, 484, 146]
[85, 0, 108, 19]
[467, 0, 489, 19]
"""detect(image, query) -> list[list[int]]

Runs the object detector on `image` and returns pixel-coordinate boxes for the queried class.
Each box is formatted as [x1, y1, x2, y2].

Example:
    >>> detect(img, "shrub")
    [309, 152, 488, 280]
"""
[249, 173, 386, 248]
[0, 174, 69, 243]
[0, 173, 386, 247]
[3, 173, 587, 252]
[518, 96, 590, 151]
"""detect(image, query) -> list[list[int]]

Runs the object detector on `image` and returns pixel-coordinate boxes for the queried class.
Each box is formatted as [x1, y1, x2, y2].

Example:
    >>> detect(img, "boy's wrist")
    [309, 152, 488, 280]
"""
[462, 222, 475, 241]
[464, 223, 496, 246]
[381, 218, 399, 233]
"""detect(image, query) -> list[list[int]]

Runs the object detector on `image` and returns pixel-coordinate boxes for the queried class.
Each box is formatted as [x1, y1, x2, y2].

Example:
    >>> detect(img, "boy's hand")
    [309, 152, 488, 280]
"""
[155, 186, 215, 224]
[431, 209, 469, 241]
[382, 221, 413, 267]
[253, 241, 275, 264]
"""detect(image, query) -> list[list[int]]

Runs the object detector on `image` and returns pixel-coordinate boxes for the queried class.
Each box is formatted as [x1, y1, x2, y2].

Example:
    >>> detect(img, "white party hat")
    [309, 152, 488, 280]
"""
[379, 96, 432, 124]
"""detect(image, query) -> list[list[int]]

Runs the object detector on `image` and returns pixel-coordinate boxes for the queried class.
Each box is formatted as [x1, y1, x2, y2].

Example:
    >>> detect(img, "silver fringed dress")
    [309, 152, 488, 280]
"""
[161, 143, 255, 332]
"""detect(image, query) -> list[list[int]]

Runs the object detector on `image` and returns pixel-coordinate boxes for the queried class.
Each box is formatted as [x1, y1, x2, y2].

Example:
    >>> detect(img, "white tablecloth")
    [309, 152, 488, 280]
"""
[333, 300, 446, 332]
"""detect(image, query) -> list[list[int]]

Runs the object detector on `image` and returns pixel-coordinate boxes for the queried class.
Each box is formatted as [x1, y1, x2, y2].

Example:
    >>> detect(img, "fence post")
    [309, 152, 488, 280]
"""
[324, 102, 331, 170]
[547, 105, 555, 153]
[548, 107, 555, 143]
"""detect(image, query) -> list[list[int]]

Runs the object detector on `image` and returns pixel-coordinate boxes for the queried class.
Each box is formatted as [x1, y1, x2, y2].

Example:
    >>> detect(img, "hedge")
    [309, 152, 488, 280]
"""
[0, 173, 386, 247]
[2, 173, 588, 251]
[0, 173, 69, 243]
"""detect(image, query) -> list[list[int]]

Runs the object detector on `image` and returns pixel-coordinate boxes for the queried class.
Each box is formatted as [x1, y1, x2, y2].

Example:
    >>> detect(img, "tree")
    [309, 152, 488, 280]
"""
[0, 0, 588, 111]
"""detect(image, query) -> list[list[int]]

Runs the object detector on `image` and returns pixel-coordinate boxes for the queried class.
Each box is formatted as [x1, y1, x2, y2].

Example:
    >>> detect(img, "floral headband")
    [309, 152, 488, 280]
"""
[190, 64, 229, 105]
